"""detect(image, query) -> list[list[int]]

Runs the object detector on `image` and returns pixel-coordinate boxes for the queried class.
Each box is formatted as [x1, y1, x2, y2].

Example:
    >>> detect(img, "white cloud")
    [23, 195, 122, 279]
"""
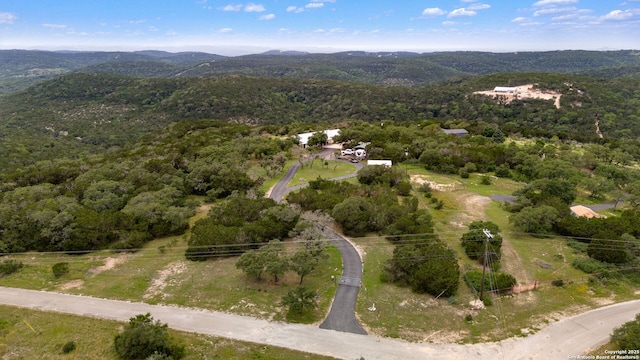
[512, 16, 528, 22]
[534, 6, 576, 16]
[422, 7, 447, 17]
[533, 0, 578, 6]
[442, 21, 456, 26]
[448, 8, 477, 18]
[0, 12, 16, 24]
[467, 3, 491, 11]
[221, 4, 242, 11]
[260, 13, 276, 20]
[600, 9, 635, 20]
[286, 6, 304, 13]
[313, 28, 325, 33]
[218, 27, 233, 33]
[245, 3, 266, 12]
[42, 23, 67, 29]
[306, 3, 325, 9]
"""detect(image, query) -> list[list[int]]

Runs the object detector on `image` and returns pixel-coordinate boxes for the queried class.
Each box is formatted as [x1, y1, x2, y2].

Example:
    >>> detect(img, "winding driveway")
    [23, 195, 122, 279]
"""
[268, 148, 367, 334]
[0, 287, 638, 360]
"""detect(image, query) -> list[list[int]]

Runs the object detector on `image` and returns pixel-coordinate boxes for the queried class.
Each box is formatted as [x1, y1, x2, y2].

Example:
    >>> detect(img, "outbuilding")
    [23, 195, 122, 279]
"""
[367, 160, 392, 167]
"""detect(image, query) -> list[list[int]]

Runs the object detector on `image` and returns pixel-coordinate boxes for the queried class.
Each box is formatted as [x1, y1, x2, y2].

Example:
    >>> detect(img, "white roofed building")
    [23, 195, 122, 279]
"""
[494, 86, 518, 93]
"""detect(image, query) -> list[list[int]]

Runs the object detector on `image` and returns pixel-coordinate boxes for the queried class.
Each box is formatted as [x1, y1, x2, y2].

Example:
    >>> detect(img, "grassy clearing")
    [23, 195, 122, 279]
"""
[347, 168, 640, 343]
[0, 206, 341, 325]
[0, 305, 336, 360]
[287, 160, 356, 187]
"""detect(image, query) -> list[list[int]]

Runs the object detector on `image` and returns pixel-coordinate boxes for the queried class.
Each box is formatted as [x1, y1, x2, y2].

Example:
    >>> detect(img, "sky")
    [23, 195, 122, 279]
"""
[1, 0, 639, 55]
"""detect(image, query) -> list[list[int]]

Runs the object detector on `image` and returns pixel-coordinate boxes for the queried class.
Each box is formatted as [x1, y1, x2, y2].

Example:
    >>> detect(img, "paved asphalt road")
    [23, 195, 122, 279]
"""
[269, 147, 367, 334]
[1, 287, 638, 360]
[318, 227, 367, 335]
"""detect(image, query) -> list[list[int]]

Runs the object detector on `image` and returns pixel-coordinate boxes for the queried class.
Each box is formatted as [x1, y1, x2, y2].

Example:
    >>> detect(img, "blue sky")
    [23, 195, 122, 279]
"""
[1, 0, 639, 55]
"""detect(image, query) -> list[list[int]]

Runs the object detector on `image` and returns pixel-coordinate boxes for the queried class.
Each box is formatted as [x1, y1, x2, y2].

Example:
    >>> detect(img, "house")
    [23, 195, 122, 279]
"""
[442, 129, 469, 137]
[367, 160, 392, 167]
[570, 205, 604, 219]
[296, 129, 341, 147]
[494, 86, 518, 93]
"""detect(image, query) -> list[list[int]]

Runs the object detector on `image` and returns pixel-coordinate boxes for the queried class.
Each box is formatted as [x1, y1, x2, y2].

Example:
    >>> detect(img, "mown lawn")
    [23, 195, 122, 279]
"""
[287, 160, 356, 187]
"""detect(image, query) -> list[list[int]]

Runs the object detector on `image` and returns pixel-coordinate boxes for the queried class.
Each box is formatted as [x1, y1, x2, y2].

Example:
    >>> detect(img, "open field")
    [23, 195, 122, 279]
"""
[347, 167, 640, 343]
[1, 166, 639, 347]
[0, 205, 341, 325]
[0, 305, 336, 360]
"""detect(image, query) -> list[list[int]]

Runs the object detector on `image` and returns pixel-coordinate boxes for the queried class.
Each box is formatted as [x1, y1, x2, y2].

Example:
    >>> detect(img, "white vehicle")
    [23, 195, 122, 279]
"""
[341, 149, 354, 156]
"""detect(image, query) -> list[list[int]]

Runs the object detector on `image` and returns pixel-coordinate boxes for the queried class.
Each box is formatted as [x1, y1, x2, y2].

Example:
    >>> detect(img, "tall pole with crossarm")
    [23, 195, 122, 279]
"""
[479, 229, 494, 302]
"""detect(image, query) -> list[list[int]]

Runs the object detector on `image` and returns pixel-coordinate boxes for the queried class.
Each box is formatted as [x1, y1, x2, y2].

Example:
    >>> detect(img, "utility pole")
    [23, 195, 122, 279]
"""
[479, 229, 494, 302]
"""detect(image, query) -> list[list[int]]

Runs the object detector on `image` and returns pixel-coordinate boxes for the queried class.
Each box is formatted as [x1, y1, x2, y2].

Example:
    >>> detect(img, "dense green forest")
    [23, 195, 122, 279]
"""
[2, 49, 639, 95]
[2, 70, 640, 171]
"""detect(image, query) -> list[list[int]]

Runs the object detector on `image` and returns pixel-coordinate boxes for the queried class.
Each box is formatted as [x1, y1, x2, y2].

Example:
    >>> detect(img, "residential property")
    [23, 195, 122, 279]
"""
[442, 129, 469, 137]
[296, 129, 341, 147]
[494, 86, 518, 93]
[570, 205, 604, 219]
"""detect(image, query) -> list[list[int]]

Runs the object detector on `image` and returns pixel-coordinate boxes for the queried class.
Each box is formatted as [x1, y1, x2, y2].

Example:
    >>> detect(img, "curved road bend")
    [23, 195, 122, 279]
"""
[269, 147, 367, 334]
[0, 287, 639, 360]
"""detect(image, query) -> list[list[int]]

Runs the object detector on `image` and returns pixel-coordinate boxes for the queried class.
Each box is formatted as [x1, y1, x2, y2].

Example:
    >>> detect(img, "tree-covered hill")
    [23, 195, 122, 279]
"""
[2, 49, 639, 95]
[1, 71, 639, 170]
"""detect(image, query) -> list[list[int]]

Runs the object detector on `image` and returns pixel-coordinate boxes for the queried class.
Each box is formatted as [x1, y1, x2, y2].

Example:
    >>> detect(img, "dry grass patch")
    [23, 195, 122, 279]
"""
[0, 305, 336, 360]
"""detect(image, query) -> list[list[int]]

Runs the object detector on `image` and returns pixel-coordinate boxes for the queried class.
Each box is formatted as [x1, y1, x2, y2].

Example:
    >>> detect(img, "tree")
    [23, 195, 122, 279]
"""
[235, 240, 289, 283]
[236, 249, 267, 280]
[52, 262, 70, 278]
[588, 237, 630, 264]
[611, 313, 640, 351]
[307, 132, 328, 148]
[331, 196, 374, 237]
[581, 176, 614, 199]
[382, 239, 460, 297]
[509, 205, 560, 235]
[113, 313, 184, 360]
[289, 250, 316, 285]
[263, 240, 289, 283]
[281, 287, 317, 315]
[460, 221, 503, 267]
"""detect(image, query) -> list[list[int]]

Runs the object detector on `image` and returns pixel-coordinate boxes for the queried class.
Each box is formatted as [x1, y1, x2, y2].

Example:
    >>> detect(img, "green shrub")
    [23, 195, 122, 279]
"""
[551, 279, 564, 287]
[114, 313, 184, 360]
[480, 176, 492, 185]
[62, 341, 76, 354]
[52, 262, 70, 278]
[0, 260, 23, 277]
[611, 313, 640, 351]
[572, 257, 615, 275]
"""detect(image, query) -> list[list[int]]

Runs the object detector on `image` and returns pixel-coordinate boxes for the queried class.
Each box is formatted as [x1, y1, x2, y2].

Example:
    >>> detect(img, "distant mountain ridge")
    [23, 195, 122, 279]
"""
[1, 49, 639, 95]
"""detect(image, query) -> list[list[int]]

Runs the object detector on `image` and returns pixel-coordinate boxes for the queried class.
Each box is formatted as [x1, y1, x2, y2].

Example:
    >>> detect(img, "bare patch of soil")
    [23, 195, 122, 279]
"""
[410, 175, 463, 192]
[143, 261, 188, 300]
[87, 255, 131, 276]
[474, 84, 562, 109]
[58, 279, 84, 290]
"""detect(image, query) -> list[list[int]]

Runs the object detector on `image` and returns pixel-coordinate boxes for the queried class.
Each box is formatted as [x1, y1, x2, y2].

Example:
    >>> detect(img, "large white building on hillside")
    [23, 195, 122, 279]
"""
[296, 129, 341, 147]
